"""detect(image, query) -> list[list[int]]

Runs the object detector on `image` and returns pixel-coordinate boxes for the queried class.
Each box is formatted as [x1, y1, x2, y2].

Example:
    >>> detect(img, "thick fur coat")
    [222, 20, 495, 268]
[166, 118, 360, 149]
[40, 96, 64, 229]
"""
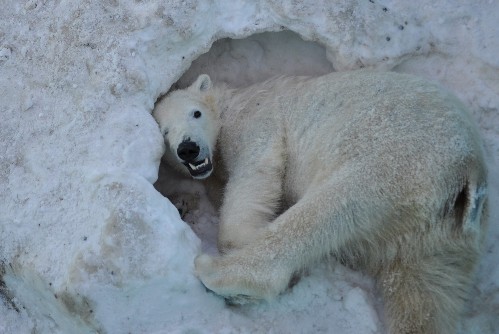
[153, 70, 488, 334]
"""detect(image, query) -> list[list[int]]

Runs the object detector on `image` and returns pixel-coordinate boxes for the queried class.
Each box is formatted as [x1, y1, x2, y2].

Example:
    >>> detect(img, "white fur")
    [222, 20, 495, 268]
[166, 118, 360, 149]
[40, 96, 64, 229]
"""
[153, 70, 488, 334]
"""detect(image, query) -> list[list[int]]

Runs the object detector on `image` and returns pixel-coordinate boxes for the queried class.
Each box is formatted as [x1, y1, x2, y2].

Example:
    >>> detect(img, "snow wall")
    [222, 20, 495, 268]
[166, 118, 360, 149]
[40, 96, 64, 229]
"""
[1, 1, 498, 333]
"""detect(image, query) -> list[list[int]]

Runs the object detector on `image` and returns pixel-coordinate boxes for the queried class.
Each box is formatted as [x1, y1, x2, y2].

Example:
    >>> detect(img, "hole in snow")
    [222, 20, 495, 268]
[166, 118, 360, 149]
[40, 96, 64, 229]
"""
[154, 31, 334, 254]
[173, 30, 334, 89]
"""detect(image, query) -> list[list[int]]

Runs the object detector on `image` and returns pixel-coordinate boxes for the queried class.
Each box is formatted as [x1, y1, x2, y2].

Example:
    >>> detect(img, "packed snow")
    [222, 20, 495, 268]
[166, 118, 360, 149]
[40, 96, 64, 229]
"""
[1, 0, 498, 333]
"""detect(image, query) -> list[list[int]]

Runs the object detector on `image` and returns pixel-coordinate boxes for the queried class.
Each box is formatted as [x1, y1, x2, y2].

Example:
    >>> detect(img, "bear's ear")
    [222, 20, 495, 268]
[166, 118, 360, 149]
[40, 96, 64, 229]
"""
[190, 74, 212, 93]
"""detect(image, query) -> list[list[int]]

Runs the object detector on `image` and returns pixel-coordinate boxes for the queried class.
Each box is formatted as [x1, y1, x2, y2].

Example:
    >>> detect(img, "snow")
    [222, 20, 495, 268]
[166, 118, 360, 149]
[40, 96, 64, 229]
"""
[0, 0, 498, 333]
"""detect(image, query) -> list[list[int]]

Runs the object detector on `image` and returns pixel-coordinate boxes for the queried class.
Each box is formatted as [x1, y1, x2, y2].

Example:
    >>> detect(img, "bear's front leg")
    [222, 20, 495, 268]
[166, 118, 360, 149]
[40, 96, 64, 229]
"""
[218, 173, 283, 253]
[195, 246, 293, 304]
[195, 179, 366, 304]
[217, 141, 285, 253]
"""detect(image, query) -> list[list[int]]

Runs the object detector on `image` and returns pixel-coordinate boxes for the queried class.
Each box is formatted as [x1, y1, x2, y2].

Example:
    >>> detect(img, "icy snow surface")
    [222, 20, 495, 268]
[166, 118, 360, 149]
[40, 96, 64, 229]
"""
[1, 0, 498, 333]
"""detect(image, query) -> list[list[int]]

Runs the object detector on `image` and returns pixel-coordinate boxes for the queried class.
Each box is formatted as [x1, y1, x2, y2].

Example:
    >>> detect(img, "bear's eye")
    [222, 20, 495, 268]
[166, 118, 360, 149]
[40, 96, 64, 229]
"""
[162, 128, 169, 136]
[193, 110, 202, 119]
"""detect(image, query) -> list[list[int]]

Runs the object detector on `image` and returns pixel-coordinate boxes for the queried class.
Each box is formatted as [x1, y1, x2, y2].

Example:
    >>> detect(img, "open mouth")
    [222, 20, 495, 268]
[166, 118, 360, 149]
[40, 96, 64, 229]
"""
[182, 157, 213, 178]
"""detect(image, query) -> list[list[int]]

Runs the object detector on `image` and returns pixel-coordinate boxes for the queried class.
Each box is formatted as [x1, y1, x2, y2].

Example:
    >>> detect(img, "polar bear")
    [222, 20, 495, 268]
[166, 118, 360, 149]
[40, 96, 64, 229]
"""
[153, 70, 487, 334]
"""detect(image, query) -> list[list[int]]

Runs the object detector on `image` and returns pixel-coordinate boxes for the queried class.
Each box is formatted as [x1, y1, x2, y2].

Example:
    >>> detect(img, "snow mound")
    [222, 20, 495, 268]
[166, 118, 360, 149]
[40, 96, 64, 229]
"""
[1, 0, 498, 333]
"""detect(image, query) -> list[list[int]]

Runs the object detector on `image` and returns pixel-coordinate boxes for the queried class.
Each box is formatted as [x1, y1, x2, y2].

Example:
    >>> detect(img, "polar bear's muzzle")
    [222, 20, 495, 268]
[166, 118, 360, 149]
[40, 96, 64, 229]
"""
[177, 139, 213, 179]
[182, 157, 213, 178]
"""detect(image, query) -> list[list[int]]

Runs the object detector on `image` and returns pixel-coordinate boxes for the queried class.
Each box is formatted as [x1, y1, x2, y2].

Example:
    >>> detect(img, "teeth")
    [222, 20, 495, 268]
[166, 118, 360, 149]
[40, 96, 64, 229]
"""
[188, 158, 210, 171]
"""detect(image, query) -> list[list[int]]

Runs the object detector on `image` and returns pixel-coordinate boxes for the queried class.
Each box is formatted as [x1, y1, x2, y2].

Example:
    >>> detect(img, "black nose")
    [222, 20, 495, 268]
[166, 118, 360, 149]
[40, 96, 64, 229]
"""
[177, 140, 200, 162]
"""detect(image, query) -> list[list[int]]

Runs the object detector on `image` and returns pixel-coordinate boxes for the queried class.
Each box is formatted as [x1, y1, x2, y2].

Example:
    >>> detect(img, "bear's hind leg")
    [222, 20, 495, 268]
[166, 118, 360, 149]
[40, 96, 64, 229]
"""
[379, 247, 478, 334]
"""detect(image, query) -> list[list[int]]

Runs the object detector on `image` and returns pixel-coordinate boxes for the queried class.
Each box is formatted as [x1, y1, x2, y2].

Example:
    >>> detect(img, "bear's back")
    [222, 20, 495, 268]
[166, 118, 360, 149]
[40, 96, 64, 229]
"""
[231, 71, 486, 206]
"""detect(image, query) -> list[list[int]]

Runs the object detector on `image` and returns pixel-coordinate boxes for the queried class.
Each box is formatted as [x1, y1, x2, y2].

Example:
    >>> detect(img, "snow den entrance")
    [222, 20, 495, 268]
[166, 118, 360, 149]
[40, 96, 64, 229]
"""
[154, 31, 334, 253]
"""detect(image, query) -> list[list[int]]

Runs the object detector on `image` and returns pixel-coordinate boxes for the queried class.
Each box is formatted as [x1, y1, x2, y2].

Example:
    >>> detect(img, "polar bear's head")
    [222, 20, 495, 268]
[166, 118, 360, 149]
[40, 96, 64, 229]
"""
[153, 74, 220, 179]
